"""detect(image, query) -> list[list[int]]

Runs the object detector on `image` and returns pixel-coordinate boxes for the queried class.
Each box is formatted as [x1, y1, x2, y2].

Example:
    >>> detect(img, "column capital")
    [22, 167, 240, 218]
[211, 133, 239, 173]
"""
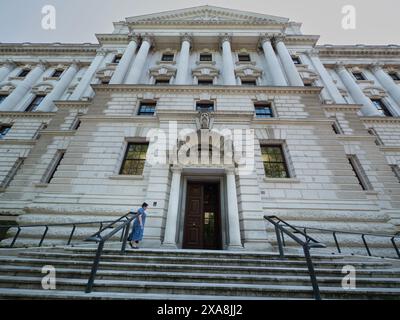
[334, 62, 347, 72]
[140, 34, 154, 47]
[272, 33, 286, 46]
[219, 33, 233, 46]
[180, 33, 193, 45]
[1, 59, 16, 68]
[96, 48, 109, 56]
[37, 60, 50, 69]
[307, 48, 320, 57]
[127, 32, 140, 42]
[370, 62, 385, 72]
[171, 165, 182, 174]
[225, 166, 237, 175]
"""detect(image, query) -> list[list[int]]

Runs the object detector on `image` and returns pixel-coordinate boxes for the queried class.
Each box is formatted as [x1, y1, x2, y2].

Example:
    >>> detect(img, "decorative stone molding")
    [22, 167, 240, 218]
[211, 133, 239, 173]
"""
[31, 82, 54, 94]
[192, 65, 219, 79]
[0, 82, 15, 94]
[95, 66, 116, 83]
[234, 65, 263, 79]
[363, 86, 387, 98]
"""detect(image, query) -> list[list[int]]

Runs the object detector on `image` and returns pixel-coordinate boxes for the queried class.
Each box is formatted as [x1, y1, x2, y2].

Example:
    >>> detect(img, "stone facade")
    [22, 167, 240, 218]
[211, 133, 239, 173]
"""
[0, 6, 400, 255]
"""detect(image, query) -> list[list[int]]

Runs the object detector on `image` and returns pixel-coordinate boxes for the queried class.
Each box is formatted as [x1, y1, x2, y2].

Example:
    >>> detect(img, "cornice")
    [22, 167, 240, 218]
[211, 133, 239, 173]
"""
[336, 134, 376, 141]
[252, 118, 334, 126]
[0, 111, 54, 118]
[54, 100, 93, 108]
[91, 84, 323, 95]
[322, 104, 362, 112]
[0, 139, 37, 145]
[317, 45, 400, 58]
[379, 146, 400, 152]
[95, 34, 131, 45]
[360, 116, 400, 124]
[39, 130, 76, 136]
[0, 43, 99, 56]
[80, 115, 159, 123]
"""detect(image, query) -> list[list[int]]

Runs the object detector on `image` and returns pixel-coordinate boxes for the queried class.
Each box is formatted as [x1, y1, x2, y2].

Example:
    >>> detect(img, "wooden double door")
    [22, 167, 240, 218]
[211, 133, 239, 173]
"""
[182, 182, 222, 250]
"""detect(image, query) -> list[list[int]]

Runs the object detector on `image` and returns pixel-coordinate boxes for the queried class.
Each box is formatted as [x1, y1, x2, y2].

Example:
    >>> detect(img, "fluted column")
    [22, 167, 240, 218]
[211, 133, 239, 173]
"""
[371, 63, 400, 107]
[109, 34, 139, 84]
[162, 166, 182, 248]
[0, 62, 46, 111]
[220, 35, 236, 85]
[37, 62, 79, 112]
[274, 35, 304, 86]
[308, 50, 346, 104]
[336, 63, 380, 116]
[125, 36, 152, 84]
[0, 60, 15, 82]
[175, 34, 192, 85]
[259, 35, 287, 86]
[70, 49, 106, 100]
[226, 168, 243, 250]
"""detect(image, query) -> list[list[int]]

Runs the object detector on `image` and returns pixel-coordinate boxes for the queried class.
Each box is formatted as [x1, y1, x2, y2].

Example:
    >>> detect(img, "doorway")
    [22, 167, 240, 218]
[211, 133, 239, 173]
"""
[182, 182, 222, 250]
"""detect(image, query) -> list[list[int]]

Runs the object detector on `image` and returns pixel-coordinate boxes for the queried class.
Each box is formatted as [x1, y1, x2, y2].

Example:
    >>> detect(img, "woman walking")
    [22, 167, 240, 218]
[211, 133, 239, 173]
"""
[128, 202, 148, 249]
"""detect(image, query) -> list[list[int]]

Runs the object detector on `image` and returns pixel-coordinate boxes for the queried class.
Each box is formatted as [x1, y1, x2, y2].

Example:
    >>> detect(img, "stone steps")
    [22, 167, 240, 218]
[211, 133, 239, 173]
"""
[0, 246, 399, 299]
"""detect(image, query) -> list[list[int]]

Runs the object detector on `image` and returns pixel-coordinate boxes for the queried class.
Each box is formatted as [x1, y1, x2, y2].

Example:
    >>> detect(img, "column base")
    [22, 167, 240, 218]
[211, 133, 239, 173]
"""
[226, 244, 245, 251]
[161, 242, 178, 249]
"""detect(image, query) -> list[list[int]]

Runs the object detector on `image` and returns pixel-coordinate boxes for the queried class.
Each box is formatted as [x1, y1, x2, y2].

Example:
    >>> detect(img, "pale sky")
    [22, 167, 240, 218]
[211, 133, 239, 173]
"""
[0, 0, 399, 45]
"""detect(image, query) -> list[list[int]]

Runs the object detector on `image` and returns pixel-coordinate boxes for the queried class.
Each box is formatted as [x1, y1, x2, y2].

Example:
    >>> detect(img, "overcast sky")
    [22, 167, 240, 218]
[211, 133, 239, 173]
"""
[0, 0, 399, 45]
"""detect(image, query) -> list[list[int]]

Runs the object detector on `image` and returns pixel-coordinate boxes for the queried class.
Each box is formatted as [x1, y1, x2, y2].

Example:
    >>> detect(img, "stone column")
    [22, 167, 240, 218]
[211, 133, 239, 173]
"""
[0, 62, 46, 111]
[125, 36, 152, 84]
[371, 63, 400, 107]
[37, 62, 79, 112]
[109, 34, 139, 84]
[336, 63, 380, 116]
[226, 168, 243, 250]
[220, 35, 236, 85]
[70, 49, 106, 100]
[0, 60, 15, 82]
[259, 35, 287, 86]
[162, 166, 182, 248]
[308, 50, 346, 104]
[274, 35, 304, 86]
[175, 34, 192, 85]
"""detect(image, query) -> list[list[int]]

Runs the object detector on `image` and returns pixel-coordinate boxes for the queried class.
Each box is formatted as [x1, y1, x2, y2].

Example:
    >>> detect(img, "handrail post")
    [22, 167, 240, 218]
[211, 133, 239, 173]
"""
[67, 225, 76, 245]
[333, 232, 341, 253]
[391, 237, 400, 259]
[361, 234, 372, 256]
[10, 227, 21, 248]
[85, 240, 104, 293]
[274, 225, 285, 258]
[121, 219, 132, 254]
[38, 226, 49, 247]
[303, 244, 321, 300]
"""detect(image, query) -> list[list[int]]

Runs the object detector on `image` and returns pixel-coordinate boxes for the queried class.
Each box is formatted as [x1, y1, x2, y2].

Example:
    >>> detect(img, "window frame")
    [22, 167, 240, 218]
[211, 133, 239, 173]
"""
[238, 53, 251, 62]
[18, 69, 31, 78]
[154, 78, 170, 85]
[161, 53, 174, 62]
[112, 54, 123, 64]
[347, 154, 373, 191]
[241, 79, 257, 86]
[195, 101, 215, 112]
[0, 124, 12, 139]
[51, 69, 64, 78]
[1, 157, 24, 189]
[0, 95, 8, 104]
[42, 150, 66, 184]
[119, 142, 149, 176]
[370, 98, 393, 117]
[260, 144, 291, 179]
[197, 79, 214, 86]
[352, 72, 366, 81]
[291, 56, 302, 65]
[390, 164, 400, 183]
[137, 101, 157, 116]
[199, 53, 212, 62]
[254, 103, 274, 119]
[25, 94, 46, 112]
[388, 72, 400, 81]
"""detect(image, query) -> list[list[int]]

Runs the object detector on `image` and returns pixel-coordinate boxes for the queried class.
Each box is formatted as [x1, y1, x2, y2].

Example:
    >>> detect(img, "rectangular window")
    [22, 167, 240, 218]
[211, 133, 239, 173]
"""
[200, 53, 212, 62]
[0, 125, 12, 139]
[390, 165, 400, 183]
[113, 54, 122, 64]
[119, 143, 148, 175]
[155, 79, 170, 85]
[292, 56, 302, 65]
[241, 80, 257, 86]
[331, 119, 343, 134]
[196, 101, 214, 112]
[389, 72, 400, 81]
[25, 95, 45, 112]
[352, 72, 366, 81]
[371, 98, 392, 117]
[101, 79, 110, 85]
[18, 69, 30, 78]
[138, 101, 156, 116]
[367, 128, 384, 146]
[255, 103, 274, 118]
[161, 54, 174, 62]
[0, 95, 7, 104]
[347, 155, 372, 191]
[304, 82, 313, 87]
[42, 151, 65, 184]
[261, 145, 290, 178]
[51, 69, 64, 78]
[198, 79, 213, 86]
[238, 53, 251, 62]
[1, 157, 24, 189]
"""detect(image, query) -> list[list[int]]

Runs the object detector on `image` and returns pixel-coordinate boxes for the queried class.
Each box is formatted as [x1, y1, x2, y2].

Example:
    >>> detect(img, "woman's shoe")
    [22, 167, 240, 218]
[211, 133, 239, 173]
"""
[128, 241, 134, 248]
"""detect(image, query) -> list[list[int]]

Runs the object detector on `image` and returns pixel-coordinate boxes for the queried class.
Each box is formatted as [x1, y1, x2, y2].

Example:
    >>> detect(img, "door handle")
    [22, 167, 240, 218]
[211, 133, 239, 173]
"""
[192, 223, 196, 227]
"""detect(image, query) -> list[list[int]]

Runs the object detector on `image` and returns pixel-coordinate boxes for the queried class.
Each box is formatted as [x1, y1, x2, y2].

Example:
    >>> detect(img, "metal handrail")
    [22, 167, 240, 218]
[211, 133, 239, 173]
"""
[0, 219, 118, 248]
[288, 224, 400, 259]
[84, 212, 137, 293]
[264, 215, 326, 300]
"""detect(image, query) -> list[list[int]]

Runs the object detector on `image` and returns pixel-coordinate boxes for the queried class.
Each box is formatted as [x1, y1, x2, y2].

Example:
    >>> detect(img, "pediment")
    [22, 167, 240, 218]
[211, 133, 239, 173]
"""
[126, 5, 289, 26]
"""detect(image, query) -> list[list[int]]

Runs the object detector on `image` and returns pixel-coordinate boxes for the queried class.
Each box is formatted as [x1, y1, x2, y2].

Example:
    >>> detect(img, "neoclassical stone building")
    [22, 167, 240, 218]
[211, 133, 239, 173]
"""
[0, 6, 400, 254]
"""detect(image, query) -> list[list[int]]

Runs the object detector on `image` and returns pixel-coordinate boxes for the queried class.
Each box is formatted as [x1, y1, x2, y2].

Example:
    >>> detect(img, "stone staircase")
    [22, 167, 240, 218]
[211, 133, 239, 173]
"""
[0, 245, 399, 300]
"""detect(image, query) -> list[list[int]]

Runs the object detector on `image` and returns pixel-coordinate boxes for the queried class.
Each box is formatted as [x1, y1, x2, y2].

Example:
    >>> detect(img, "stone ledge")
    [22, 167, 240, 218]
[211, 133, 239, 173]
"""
[263, 177, 301, 183]
[109, 175, 144, 180]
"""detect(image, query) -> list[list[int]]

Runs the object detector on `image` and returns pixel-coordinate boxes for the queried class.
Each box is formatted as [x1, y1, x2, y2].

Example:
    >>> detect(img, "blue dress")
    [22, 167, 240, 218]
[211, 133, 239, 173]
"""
[128, 207, 146, 242]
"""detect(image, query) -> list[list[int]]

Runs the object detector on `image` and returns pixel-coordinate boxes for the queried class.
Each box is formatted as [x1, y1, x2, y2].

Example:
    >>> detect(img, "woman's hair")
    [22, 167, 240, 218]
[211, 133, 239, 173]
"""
[142, 202, 149, 208]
